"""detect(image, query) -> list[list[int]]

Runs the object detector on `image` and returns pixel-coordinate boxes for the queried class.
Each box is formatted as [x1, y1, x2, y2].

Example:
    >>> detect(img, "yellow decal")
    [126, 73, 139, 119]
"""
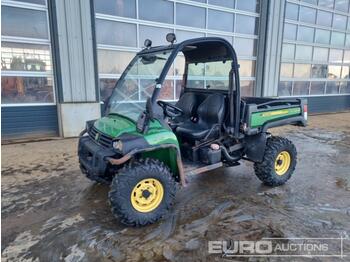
[261, 109, 289, 117]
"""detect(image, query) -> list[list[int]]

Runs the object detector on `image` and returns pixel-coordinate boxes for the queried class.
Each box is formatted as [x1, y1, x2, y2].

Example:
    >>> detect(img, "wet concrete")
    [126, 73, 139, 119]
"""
[2, 112, 350, 261]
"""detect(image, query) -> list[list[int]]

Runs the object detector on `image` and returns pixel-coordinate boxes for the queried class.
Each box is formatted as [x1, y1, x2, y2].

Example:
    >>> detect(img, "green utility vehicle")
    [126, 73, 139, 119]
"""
[78, 34, 307, 226]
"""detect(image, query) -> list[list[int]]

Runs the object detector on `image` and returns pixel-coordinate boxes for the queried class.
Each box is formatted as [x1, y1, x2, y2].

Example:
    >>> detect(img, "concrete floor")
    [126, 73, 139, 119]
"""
[2, 112, 350, 261]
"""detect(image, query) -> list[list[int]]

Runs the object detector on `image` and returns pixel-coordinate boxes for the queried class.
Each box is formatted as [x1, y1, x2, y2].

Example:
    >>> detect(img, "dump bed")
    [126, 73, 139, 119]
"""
[241, 97, 307, 135]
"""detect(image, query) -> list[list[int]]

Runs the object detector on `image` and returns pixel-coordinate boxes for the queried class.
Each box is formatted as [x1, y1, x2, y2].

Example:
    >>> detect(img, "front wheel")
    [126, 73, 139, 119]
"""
[254, 136, 297, 186]
[108, 158, 176, 227]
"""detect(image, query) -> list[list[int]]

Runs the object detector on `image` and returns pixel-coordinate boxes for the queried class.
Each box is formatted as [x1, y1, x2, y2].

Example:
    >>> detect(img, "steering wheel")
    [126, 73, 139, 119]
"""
[157, 100, 183, 118]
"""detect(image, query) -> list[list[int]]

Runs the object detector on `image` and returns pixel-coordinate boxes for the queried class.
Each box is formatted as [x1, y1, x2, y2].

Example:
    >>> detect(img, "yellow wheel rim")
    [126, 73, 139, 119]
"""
[130, 178, 164, 213]
[274, 151, 291, 176]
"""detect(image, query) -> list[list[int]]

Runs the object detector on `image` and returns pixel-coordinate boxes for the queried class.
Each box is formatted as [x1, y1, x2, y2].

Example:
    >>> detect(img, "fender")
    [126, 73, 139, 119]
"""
[106, 144, 186, 186]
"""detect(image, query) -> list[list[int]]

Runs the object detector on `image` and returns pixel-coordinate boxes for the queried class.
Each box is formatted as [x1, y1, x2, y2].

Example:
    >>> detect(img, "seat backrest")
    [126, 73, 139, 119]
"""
[175, 92, 199, 118]
[197, 94, 226, 126]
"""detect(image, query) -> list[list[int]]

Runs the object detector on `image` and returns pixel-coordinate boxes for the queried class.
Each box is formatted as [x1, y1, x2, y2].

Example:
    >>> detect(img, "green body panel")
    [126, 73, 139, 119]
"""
[250, 107, 301, 128]
[93, 114, 140, 138]
[141, 148, 179, 176]
[93, 114, 179, 174]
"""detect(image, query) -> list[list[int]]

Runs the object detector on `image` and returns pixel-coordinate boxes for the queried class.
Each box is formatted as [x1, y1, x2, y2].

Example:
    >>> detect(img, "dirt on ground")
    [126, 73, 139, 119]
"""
[1, 112, 350, 261]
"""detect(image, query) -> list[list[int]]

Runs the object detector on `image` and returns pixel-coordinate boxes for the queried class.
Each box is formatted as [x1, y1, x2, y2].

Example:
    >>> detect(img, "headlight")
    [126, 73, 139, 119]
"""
[112, 140, 123, 151]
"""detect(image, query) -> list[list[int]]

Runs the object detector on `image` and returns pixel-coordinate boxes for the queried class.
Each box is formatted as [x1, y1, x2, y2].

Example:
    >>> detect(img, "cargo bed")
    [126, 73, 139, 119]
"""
[241, 97, 307, 135]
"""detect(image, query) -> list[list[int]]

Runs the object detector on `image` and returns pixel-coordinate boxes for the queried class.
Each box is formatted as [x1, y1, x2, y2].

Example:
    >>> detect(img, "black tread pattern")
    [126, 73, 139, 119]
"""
[254, 136, 297, 186]
[108, 158, 176, 227]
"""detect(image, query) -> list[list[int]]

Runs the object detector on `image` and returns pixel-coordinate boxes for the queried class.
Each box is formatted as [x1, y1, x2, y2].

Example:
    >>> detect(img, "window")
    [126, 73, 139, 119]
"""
[139, 0, 173, 24]
[176, 4, 205, 28]
[331, 32, 345, 46]
[236, 15, 258, 35]
[207, 34, 233, 44]
[340, 82, 350, 94]
[313, 47, 329, 62]
[280, 63, 294, 78]
[326, 82, 340, 94]
[335, 0, 349, 12]
[344, 50, 350, 63]
[311, 64, 328, 78]
[208, 10, 234, 32]
[278, 81, 293, 96]
[1, 2, 55, 105]
[98, 50, 134, 74]
[341, 66, 349, 78]
[282, 44, 295, 60]
[139, 26, 173, 47]
[316, 10, 332, 27]
[239, 60, 256, 77]
[293, 81, 310, 95]
[188, 61, 231, 90]
[13, 0, 46, 5]
[1, 42, 52, 72]
[315, 29, 330, 44]
[100, 78, 118, 101]
[141, 80, 174, 100]
[96, 20, 137, 47]
[329, 49, 343, 63]
[94, 0, 260, 101]
[328, 65, 342, 79]
[294, 64, 311, 78]
[298, 26, 314, 42]
[318, 0, 334, 9]
[234, 38, 257, 57]
[176, 30, 205, 42]
[285, 2, 299, 20]
[299, 6, 316, 24]
[284, 23, 297, 40]
[94, 0, 136, 18]
[301, 0, 317, 4]
[310, 82, 325, 94]
[208, 0, 234, 9]
[241, 81, 255, 96]
[2, 6, 48, 39]
[333, 14, 347, 30]
[236, 0, 259, 12]
[346, 35, 350, 47]
[2, 76, 54, 104]
[295, 45, 313, 61]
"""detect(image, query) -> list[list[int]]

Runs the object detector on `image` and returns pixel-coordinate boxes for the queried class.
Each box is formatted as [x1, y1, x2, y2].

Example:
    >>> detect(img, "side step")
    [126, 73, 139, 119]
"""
[185, 162, 223, 176]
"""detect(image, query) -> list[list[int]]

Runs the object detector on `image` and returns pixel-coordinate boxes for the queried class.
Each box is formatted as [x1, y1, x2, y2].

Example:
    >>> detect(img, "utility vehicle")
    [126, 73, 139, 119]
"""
[78, 34, 307, 226]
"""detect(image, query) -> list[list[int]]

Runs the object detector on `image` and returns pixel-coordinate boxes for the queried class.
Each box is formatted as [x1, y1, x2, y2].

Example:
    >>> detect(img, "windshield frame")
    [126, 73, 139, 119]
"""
[105, 46, 176, 120]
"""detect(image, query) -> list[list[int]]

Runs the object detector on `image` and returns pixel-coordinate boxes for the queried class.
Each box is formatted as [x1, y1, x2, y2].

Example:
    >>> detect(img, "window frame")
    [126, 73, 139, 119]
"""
[1, 0, 56, 107]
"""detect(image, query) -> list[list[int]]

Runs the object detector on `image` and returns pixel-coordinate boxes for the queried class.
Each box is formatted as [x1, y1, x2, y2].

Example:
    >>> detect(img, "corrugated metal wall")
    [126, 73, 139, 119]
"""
[55, 0, 97, 102]
[1, 106, 59, 140]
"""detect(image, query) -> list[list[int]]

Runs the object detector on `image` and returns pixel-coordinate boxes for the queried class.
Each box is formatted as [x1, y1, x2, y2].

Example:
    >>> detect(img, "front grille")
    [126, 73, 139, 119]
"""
[88, 126, 113, 148]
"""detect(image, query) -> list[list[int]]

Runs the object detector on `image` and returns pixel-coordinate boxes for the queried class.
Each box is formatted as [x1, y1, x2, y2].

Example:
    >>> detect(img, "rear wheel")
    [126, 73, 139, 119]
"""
[108, 158, 176, 226]
[254, 136, 297, 186]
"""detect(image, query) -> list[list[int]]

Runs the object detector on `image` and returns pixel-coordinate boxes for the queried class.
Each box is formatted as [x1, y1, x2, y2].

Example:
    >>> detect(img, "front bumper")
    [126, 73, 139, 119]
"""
[78, 136, 117, 178]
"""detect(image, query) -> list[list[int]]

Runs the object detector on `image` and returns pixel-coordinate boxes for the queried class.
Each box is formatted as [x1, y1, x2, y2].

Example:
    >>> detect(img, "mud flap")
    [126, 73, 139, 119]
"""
[244, 133, 267, 162]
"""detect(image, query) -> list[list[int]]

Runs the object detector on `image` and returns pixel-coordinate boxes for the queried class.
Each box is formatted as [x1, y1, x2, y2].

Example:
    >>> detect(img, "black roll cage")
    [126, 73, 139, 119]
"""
[108, 37, 241, 139]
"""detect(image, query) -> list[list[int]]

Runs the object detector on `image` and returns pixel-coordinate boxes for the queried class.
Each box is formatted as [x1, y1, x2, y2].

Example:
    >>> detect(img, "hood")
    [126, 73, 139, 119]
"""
[93, 114, 137, 138]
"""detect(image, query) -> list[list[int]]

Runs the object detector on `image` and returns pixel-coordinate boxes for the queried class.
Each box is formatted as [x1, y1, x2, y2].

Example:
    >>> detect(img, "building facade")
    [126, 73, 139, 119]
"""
[1, 0, 350, 140]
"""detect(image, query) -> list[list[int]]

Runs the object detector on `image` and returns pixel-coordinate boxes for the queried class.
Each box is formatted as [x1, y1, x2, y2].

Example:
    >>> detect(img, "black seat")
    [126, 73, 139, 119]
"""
[176, 94, 225, 140]
[172, 92, 199, 124]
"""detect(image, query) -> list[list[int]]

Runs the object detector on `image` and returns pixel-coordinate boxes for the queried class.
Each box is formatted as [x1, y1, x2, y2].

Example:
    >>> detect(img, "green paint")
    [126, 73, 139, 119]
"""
[94, 114, 136, 138]
[141, 147, 179, 176]
[250, 107, 301, 128]
[94, 114, 179, 174]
